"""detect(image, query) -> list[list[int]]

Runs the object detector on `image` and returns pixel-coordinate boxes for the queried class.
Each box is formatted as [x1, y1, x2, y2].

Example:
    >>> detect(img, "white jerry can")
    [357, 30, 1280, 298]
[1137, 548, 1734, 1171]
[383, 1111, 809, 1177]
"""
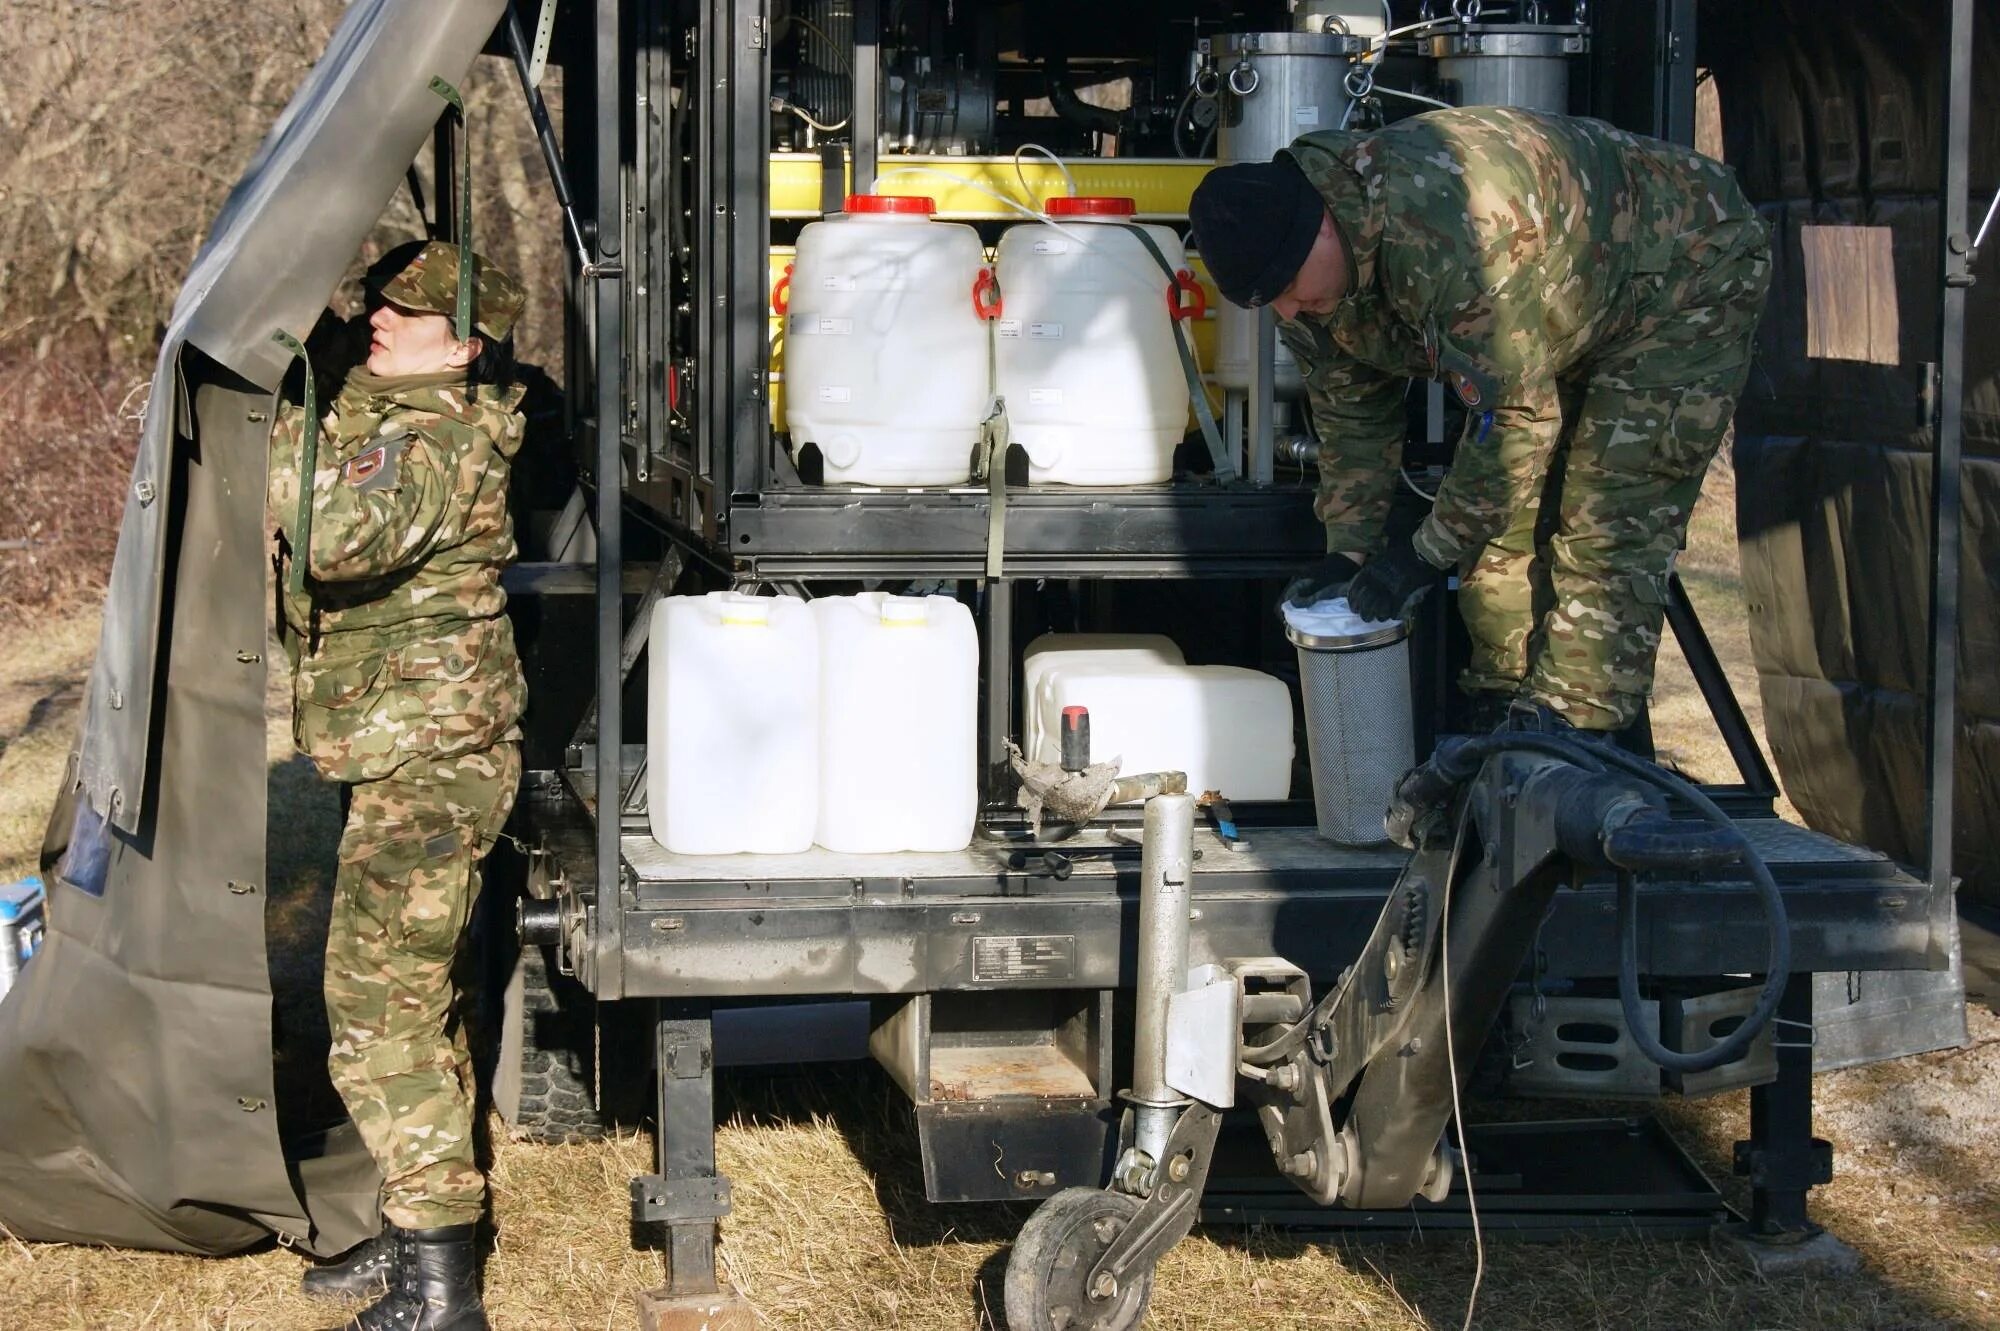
[647, 592, 819, 855]
[814, 592, 979, 852]
[993, 196, 1201, 485]
[782, 194, 995, 485]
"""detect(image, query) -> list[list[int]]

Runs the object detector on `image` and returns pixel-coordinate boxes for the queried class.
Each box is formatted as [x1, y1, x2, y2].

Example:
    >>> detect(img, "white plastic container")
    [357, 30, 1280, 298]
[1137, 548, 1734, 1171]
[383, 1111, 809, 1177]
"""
[783, 194, 994, 485]
[1031, 662, 1295, 800]
[815, 593, 980, 852]
[1021, 633, 1185, 760]
[993, 196, 1200, 485]
[647, 592, 819, 855]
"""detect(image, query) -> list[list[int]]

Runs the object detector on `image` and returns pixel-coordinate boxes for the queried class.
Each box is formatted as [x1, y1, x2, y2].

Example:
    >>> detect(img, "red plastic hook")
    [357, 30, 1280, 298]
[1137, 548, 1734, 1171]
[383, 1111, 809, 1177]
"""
[772, 263, 794, 315]
[972, 267, 1003, 320]
[1167, 269, 1207, 321]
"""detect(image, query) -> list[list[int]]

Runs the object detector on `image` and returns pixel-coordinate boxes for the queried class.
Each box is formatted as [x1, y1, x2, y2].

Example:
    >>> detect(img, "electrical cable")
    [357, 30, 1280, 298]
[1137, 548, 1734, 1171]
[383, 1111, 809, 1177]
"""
[783, 103, 851, 133]
[1438, 800, 1484, 1331]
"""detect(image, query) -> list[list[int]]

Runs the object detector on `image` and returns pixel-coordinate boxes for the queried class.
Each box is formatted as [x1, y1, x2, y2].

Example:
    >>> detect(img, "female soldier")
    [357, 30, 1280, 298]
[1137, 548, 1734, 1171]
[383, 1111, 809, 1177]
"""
[269, 239, 528, 1331]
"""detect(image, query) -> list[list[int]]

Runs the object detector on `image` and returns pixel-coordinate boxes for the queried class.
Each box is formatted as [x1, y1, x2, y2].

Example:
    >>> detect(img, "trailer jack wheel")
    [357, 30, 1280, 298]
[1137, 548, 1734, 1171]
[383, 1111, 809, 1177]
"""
[1003, 1187, 1155, 1331]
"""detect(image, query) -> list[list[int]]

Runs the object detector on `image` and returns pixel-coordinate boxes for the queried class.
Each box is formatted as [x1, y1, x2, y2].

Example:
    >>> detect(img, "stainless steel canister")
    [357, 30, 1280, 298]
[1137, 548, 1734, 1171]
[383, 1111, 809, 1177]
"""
[1285, 617, 1415, 845]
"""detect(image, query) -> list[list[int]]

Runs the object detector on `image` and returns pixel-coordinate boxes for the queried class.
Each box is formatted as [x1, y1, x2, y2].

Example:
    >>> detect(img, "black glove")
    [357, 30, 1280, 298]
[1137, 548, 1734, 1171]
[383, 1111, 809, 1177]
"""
[1345, 535, 1441, 622]
[1280, 552, 1362, 609]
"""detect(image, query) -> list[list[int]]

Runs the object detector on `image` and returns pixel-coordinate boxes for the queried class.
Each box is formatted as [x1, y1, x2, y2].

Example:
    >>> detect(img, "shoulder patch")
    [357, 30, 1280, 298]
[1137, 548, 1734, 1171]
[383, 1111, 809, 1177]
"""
[345, 431, 407, 493]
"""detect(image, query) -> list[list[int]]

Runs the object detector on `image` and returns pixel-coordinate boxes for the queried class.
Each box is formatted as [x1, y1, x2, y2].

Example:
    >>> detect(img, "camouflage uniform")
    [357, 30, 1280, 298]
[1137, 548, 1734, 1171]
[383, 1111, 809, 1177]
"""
[268, 244, 528, 1230]
[1278, 107, 1771, 729]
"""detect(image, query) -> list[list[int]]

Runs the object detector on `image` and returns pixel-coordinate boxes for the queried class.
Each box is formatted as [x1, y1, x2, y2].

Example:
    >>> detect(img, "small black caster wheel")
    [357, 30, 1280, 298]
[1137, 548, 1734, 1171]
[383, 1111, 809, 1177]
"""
[1003, 1186, 1155, 1331]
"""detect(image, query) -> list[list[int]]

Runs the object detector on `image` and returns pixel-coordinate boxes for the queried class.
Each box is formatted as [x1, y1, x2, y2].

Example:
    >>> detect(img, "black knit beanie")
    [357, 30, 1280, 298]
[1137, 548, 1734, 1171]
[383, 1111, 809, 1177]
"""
[1187, 157, 1325, 309]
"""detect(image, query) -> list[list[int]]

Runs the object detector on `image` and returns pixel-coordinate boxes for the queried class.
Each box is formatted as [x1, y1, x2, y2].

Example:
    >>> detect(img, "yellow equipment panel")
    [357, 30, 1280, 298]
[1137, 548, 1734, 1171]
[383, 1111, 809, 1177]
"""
[771, 152, 1215, 220]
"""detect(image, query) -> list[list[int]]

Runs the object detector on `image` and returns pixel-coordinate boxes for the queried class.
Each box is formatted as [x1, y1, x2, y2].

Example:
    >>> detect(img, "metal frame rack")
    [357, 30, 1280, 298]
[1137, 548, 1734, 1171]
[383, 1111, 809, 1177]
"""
[510, 0, 1971, 1305]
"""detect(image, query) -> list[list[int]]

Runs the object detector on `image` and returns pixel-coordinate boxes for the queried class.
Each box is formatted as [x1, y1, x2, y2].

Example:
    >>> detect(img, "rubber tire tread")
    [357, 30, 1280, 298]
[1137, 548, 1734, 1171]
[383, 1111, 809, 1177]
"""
[509, 944, 610, 1144]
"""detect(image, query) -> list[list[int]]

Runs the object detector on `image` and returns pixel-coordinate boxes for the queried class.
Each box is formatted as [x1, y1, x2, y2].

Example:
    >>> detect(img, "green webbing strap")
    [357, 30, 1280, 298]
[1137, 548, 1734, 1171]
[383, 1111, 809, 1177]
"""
[273, 329, 315, 599]
[429, 76, 474, 342]
[981, 397, 1011, 582]
[1117, 223, 1237, 483]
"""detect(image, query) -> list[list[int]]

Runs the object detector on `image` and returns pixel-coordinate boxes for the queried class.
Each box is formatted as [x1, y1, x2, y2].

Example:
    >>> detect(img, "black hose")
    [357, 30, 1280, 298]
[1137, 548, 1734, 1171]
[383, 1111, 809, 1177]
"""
[1481, 734, 1792, 1074]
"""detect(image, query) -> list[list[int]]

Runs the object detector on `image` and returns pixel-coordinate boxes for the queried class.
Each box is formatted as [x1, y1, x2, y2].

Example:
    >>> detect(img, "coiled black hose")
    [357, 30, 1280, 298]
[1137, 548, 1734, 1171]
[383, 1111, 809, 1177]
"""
[1465, 734, 1792, 1073]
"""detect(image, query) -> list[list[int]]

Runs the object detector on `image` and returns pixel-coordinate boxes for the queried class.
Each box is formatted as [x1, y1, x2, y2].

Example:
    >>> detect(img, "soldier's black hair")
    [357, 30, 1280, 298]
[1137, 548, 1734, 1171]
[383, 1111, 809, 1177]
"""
[467, 332, 517, 389]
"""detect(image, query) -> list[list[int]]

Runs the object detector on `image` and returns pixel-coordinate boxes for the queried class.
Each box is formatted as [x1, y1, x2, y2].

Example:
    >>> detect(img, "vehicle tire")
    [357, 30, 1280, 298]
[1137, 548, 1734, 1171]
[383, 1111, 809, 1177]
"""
[498, 942, 613, 1143]
[1003, 1186, 1155, 1331]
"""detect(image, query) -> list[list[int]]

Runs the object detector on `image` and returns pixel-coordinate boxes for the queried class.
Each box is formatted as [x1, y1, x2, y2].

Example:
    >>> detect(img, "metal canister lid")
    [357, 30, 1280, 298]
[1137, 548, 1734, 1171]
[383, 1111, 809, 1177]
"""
[1286, 620, 1408, 652]
[1282, 599, 1409, 652]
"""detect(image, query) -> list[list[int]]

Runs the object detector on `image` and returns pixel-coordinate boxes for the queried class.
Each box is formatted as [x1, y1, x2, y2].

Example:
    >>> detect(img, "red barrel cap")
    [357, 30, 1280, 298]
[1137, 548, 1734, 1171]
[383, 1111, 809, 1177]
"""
[845, 193, 936, 215]
[1045, 196, 1137, 217]
[1062, 706, 1089, 722]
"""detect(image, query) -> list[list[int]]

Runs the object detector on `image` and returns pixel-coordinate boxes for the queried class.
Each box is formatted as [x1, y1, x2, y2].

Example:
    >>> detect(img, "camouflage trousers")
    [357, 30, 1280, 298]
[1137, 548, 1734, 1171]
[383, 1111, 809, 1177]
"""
[325, 741, 521, 1230]
[1457, 243, 1772, 730]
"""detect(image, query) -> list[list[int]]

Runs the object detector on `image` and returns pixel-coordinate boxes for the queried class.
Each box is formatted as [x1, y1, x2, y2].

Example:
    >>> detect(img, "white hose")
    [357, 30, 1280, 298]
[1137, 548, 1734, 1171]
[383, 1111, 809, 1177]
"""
[1013, 142, 1077, 206]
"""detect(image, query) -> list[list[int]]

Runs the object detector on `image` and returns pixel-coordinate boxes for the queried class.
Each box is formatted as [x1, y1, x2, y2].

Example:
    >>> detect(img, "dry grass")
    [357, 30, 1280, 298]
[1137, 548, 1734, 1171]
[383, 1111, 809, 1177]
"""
[2, 465, 1996, 1329]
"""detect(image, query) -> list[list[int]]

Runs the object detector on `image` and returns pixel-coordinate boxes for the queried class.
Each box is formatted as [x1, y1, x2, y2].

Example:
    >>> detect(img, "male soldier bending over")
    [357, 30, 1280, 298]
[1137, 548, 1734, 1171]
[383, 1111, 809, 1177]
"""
[1191, 106, 1771, 735]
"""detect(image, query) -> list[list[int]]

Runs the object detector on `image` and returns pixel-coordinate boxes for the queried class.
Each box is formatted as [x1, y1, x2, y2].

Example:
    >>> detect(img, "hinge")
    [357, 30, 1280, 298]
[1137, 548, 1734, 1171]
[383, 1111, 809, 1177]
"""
[748, 16, 767, 49]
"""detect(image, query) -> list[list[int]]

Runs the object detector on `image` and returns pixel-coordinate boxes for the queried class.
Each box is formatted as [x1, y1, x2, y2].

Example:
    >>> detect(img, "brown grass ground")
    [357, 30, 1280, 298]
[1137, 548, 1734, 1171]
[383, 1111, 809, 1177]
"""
[2, 467, 1996, 1330]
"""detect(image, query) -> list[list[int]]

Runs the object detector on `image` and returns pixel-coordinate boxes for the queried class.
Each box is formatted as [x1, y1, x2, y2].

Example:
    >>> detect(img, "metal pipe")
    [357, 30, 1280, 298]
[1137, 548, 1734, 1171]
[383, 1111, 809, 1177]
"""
[1249, 307, 1277, 484]
[852, 0, 879, 191]
[1130, 792, 1196, 1167]
[1926, 0, 1972, 957]
[590, 0, 625, 998]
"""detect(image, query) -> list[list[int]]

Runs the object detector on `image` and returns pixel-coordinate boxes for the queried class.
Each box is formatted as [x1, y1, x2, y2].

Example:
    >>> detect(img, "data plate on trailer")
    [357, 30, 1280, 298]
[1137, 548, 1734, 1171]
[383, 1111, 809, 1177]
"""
[972, 935, 1078, 983]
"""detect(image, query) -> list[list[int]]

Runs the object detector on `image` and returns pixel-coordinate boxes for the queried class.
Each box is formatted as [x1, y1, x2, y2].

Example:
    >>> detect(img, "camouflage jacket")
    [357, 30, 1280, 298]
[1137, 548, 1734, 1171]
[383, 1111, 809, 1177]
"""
[1277, 107, 1765, 564]
[268, 369, 528, 782]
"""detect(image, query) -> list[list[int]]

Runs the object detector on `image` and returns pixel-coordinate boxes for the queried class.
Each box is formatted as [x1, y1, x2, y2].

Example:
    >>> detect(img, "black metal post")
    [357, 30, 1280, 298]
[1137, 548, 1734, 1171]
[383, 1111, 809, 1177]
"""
[982, 580, 1014, 798]
[594, 0, 627, 999]
[1925, 0, 1973, 952]
[852, 0, 879, 192]
[632, 1004, 730, 1295]
[1664, 573, 1779, 796]
[1735, 974, 1830, 1236]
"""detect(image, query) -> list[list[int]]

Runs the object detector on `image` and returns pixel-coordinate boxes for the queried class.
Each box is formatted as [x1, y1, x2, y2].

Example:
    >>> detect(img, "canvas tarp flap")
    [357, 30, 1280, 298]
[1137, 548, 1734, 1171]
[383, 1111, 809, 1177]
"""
[80, 0, 507, 836]
[1705, 0, 2000, 904]
[0, 0, 505, 1256]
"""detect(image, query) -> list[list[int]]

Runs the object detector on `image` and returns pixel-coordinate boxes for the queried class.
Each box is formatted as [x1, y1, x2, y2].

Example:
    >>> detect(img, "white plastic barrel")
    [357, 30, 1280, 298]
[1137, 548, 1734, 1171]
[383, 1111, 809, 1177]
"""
[814, 592, 980, 852]
[1030, 661, 1295, 800]
[782, 194, 994, 485]
[993, 196, 1201, 485]
[1021, 633, 1185, 760]
[647, 592, 819, 855]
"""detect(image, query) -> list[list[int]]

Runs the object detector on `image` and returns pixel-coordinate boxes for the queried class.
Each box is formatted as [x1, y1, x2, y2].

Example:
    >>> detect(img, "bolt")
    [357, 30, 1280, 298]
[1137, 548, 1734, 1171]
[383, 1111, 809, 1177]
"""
[1267, 1063, 1301, 1092]
[1089, 1273, 1118, 1301]
[1282, 1150, 1317, 1178]
[1166, 1155, 1191, 1183]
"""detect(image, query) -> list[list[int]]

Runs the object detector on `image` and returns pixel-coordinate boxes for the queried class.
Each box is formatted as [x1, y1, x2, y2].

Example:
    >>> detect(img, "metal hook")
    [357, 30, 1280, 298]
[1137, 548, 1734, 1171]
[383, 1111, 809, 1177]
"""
[1227, 60, 1260, 97]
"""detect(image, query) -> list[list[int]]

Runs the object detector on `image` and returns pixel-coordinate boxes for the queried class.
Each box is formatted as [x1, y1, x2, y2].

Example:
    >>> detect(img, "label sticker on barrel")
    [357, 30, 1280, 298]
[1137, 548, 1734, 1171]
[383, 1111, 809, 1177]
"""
[973, 935, 1078, 983]
[816, 386, 851, 403]
[791, 315, 852, 336]
[1029, 387, 1064, 404]
[1033, 238, 1070, 254]
[1295, 105, 1321, 127]
[819, 274, 857, 291]
[996, 319, 1023, 338]
[1027, 322, 1064, 339]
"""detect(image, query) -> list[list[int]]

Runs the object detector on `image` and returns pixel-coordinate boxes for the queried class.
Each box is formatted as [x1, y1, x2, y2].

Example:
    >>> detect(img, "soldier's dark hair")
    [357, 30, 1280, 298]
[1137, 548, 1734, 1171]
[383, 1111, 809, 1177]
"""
[467, 332, 517, 389]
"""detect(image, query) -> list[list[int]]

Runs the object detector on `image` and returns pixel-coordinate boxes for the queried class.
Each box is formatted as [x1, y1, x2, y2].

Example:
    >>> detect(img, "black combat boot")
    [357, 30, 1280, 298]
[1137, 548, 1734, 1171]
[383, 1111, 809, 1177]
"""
[331, 1224, 488, 1331]
[301, 1226, 401, 1298]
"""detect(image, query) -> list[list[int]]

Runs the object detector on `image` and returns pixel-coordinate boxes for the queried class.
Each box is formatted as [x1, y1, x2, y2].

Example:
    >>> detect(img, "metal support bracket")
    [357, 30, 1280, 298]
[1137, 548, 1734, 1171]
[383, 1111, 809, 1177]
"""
[631, 1175, 733, 1225]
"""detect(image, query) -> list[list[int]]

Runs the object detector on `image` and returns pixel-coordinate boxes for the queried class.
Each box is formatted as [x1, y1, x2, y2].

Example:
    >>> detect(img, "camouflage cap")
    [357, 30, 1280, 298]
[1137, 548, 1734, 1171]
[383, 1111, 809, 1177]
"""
[376, 240, 526, 341]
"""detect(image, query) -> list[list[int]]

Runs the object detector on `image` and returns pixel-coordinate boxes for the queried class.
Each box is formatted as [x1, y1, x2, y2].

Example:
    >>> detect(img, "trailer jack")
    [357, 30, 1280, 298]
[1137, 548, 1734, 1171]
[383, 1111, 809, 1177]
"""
[1002, 734, 1791, 1330]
